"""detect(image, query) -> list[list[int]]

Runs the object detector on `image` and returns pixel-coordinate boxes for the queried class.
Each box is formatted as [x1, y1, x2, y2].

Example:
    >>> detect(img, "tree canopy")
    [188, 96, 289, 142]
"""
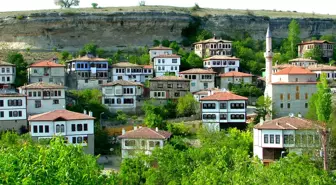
[176, 93, 199, 117]
[6, 52, 27, 87]
[54, 0, 80, 8]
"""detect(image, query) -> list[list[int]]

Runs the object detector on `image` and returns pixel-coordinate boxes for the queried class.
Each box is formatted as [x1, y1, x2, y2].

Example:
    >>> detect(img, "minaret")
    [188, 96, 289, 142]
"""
[264, 25, 273, 97]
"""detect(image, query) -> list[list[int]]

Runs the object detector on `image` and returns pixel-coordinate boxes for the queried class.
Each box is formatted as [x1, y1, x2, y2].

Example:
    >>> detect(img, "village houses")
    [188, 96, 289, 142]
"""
[66, 55, 109, 89]
[219, 71, 253, 89]
[0, 89, 27, 132]
[153, 54, 181, 77]
[179, 68, 216, 93]
[0, 61, 16, 89]
[149, 76, 190, 99]
[28, 60, 65, 85]
[118, 127, 171, 158]
[203, 55, 240, 74]
[18, 82, 66, 115]
[200, 91, 248, 131]
[253, 116, 322, 164]
[149, 45, 173, 62]
[194, 37, 233, 58]
[298, 40, 334, 60]
[28, 109, 95, 154]
[111, 62, 153, 83]
[101, 80, 144, 113]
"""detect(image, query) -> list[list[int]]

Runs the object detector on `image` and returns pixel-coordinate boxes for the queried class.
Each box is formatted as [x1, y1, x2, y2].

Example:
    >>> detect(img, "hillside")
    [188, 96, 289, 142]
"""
[0, 6, 335, 52]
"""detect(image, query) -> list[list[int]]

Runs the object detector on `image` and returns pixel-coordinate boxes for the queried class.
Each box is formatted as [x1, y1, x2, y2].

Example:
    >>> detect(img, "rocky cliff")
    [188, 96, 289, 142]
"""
[0, 7, 335, 51]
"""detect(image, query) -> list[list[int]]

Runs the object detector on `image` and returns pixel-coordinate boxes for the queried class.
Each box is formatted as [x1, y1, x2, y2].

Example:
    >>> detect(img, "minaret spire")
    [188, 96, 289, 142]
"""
[264, 24, 273, 96]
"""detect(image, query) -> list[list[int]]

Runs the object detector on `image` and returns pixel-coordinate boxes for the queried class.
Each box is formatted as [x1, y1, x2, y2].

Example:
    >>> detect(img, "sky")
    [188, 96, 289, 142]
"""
[0, 0, 334, 15]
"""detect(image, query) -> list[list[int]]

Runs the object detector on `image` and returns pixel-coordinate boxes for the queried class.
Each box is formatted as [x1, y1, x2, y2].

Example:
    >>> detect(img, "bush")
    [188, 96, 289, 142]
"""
[16, 15, 24, 20]
[116, 110, 127, 124]
[191, 3, 201, 11]
[91, 3, 98, 8]
[167, 122, 191, 136]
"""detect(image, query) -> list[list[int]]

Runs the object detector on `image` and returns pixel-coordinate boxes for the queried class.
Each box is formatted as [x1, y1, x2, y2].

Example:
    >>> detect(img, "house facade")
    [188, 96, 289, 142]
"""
[288, 58, 317, 67]
[66, 55, 109, 89]
[153, 54, 181, 77]
[18, 82, 66, 115]
[118, 127, 171, 158]
[28, 109, 95, 154]
[149, 46, 173, 62]
[298, 40, 334, 60]
[101, 80, 144, 113]
[194, 37, 232, 58]
[0, 61, 16, 89]
[219, 71, 253, 89]
[0, 90, 27, 132]
[179, 68, 216, 93]
[200, 91, 248, 131]
[203, 55, 240, 74]
[111, 62, 153, 83]
[253, 116, 321, 163]
[28, 60, 65, 85]
[149, 76, 190, 99]
[193, 88, 222, 102]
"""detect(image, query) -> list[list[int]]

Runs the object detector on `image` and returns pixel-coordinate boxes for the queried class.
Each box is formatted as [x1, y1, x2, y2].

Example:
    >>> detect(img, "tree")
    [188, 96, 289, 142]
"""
[161, 39, 170, 47]
[169, 41, 180, 52]
[54, 0, 80, 8]
[306, 94, 318, 120]
[142, 100, 165, 129]
[285, 19, 301, 58]
[315, 73, 332, 122]
[253, 96, 273, 124]
[303, 46, 323, 62]
[91, 3, 98, 8]
[83, 42, 98, 55]
[94, 124, 112, 155]
[153, 40, 160, 46]
[186, 52, 203, 68]
[176, 93, 199, 117]
[6, 52, 27, 87]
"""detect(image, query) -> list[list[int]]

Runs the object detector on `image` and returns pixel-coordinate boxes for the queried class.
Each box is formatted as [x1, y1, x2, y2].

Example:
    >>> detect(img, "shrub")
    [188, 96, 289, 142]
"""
[190, 3, 200, 11]
[91, 3, 98, 9]
[167, 122, 191, 136]
[16, 15, 24, 20]
[139, 0, 146, 6]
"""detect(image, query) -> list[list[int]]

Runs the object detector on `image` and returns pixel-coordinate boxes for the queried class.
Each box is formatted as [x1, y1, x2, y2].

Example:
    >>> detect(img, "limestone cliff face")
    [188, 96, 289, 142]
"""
[0, 10, 335, 51]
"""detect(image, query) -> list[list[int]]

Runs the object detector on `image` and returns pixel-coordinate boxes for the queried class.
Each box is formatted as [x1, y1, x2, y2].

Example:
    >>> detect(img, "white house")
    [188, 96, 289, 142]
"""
[203, 55, 240, 74]
[307, 64, 336, 80]
[111, 62, 153, 83]
[0, 89, 27, 132]
[28, 109, 95, 154]
[28, 60, 65, 85]
[253, 116, 322, 163]
[193, 88, 222, 102]
[101, 80, 144, 113]
[288, 58, 317, 67]
[118, 127, 172, 158]
[18, 82, 66, 115]
[149, 45, 173, 62]
[153, 54, 181, 77]
[0, 61, 16, 89]
[179, 68, 216, 93]
[200, 91, 248, 131]
[219, 71, 253, 89]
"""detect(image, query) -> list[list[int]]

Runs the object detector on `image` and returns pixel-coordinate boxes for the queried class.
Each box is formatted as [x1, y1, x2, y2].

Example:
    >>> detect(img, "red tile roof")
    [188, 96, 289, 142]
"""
[101, 80, 143, 87]
[179, 68, 216, 74]
[69, 55, 107, 62]
[193, 88, 222, 95]
[118, 127, 172, 139]
[254, 116, 322, 130]
[307, 64, 336, 71]
[153, 54, 180, 58]
[273, 66, 315, 75]
[203, 55, 240, 61]
[18, 82, 65, 89]
[112, 62, 142, 68]
[150, 76, 190, 81]
[271, 82, 317, 85]
[30, 60, 65, 67]
[298, 40, 334, 45]
[143, 65, 153, 69]
[219, 71, 253, 77]
[28, 110, 95, 121]
[149, 46, 172, 50]
[200, 91, 248, 101]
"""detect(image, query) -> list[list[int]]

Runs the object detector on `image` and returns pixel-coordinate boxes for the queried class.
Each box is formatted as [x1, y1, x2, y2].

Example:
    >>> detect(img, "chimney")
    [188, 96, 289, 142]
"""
[260, 117, 264, 125]
[155, 127, 159, 132]
[83, 110, 87, 115]
[89, 111, 93, 117]
[122, 128, 126, 135]
[134, 126, 137, 130]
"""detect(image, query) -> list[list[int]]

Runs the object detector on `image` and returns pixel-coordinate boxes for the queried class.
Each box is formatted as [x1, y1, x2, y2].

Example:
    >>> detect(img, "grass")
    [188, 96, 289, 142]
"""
[0, 6, 335, 19]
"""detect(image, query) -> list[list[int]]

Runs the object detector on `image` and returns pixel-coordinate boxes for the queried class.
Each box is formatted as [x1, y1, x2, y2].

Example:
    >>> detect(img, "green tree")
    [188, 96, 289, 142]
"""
[91, 3, 98, 8]
[186, 52, 203, 68]
[315, 73, 332, 122]
[306, 93, 318, 120]
[58, 50, 72, 64]
[142, 100, 165, 128]
[83, 42, 98, 55]
[303, 46, 323, 62]
[254, 96, 273, 124]
[6, 52, 27, 87]
[169, 41, 180, 52]
[285, 19, 301, 58]
[54, 0, 80, 8]
[153, 40, 160, 46]
[94, 124, 112, 155]
[176, 93, 199, 117]
[161, 39, 170, 47]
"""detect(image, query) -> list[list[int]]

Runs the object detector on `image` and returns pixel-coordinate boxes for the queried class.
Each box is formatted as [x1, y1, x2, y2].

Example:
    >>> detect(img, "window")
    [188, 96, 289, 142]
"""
[191, 82, 195, 87]
[7, 77, 10, 82]
[77, 124, 83, 131]
[35, 100, 41, 108]
[39, 78, 42, 82]
[220, 103, 227, 109]
[296, 86, 299, 91]
[204, 82, 208, 89]
[56, 124, 60, 133]
[124, 98, 134, 104]
[125, 140, 136, 146]
[287, 103, 291, 108]
[72, 137, 76, 144]
[39, 125, 44, 133]
[177, 84, 182, 88]
[192, 75, 196, 79]
[296, 92, 300, 100]
[280, 103, 283, 109]
[117, 98, 121, 104]
[85, 79, 88, 83]
[174, 92, 180, 97]
[202, 114, 216, 119]
[287, 93, 290, 100]
[71, 124, 76, 131]
[33, 125, 38, 133]
[220, 114, 227, 120]
[77, 137, 83, 144]
[158, 83, 163, 88]
[38, 91, 41, 97]
[264, 134, 268, 143]
[230, 114, 245, 120]
[28, 92, 32, 97]
[230, 103, 244, 109]
[276, 135, 280, 144]
[280, 94, 283, 100]
[305, 93, 308, 99]
[172, 59, 177, 63]
[270, 134, 274, 144]
[305, 103, 308, 108]
[53, 99, 59, 104]
[45, 125, 49, 133]
[33, 92, 37, 97]
[0, 111, 4, 117]
[203, 103, 216, 109]
[84, 124, 88, 131]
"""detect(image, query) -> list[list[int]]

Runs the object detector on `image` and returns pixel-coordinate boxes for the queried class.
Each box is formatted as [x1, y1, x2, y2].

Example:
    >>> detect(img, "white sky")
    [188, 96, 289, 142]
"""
[0, 0, 334, 15]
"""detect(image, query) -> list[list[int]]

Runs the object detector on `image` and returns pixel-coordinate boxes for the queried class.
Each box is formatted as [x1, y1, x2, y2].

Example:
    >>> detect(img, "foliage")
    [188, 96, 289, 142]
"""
[54, 0, 80, 8]
[286, 19, 301, 58]
[253, 96, 273, 124]
[152, 40, 160, 46]
[161, 39, 170, 47]
[138, 0, 146, 6]
[94, 124, 113, 155]
[116, 110, 127, 124]
[230, 82, 263, 97]
[6, 52, 27, 87]
[142, 100, 166, 129]
[176, 93, 199, 117]
[304, 46, 323, 62]
[306, 93, 318, 120]
[0, 132, 114, 184]
[58, 50, 72, 64]
[169, 41, 180, 52]
[315, 73, 332, 122]
[91, 3, 98, 9]
[83, 42, 98, 55]
[186, 52, 203, 68]
[16, 15, 24, 20]
[190, 3, 201, 11]
[167, 122, 191, 136]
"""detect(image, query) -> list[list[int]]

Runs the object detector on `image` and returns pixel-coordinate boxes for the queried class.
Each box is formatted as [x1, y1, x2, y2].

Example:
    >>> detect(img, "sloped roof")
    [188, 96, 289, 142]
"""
[0, 91, 26, 97]
[194, 38, 232, 44]
[254, 116, 322, 130]
[298, 40, 334, 45]
[150, 76, 190, 81]
[101, 80, 143, 87]
[307, 64, 336, 71]
[273, 66, 315, 75]
[153, 54, 180, 58]
[112, 62, 142, 68]
[219, 71, 253, 77]
[143, 65, 153, 69]
[0, 61, 14, 66]
[68, 55, 107, 62]
[203, 55, 239, 61]
[179, 68, 216, 74]
[118, 127, 172, 139]
[149, 46, 172, 50]
[28, 110, 95, 121]
[273, 64, 293, 69]
[200, 91, 248, 101]
[18, 82, 65, 89]
[30, 60, 65, 67]
[289, 58, 317, 63]
[193, 88, 222, 95]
